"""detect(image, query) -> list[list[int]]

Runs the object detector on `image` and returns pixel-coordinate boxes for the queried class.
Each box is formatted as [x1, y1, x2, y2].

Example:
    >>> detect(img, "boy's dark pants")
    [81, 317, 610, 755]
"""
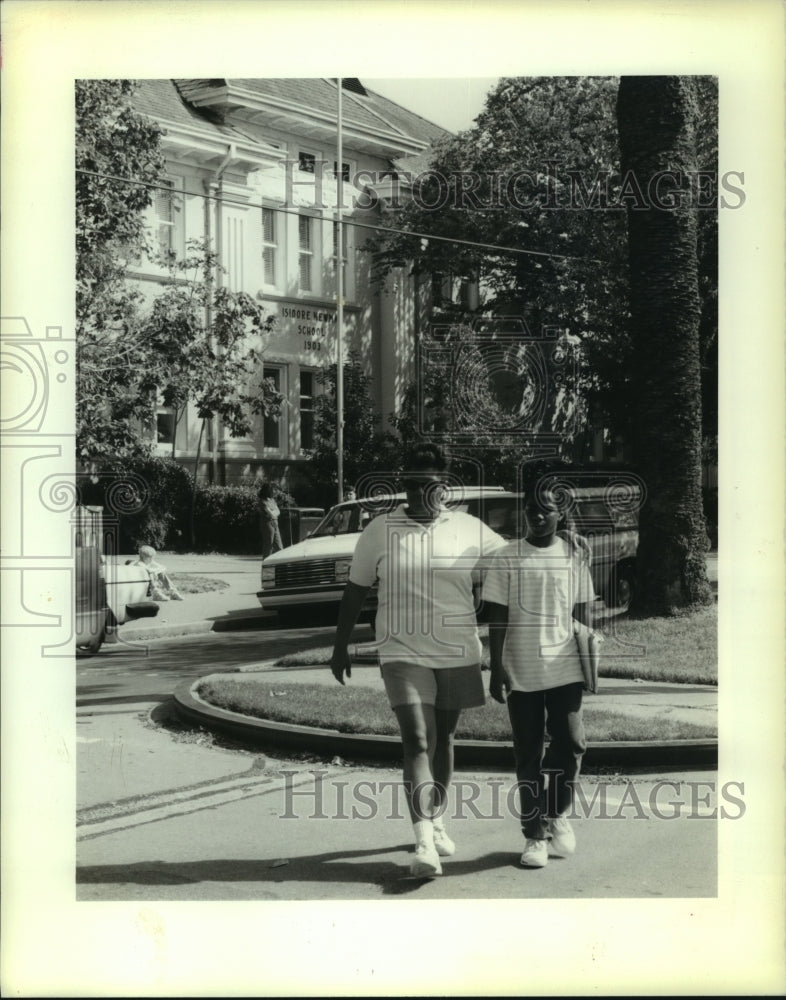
[507, 682, 586, 840]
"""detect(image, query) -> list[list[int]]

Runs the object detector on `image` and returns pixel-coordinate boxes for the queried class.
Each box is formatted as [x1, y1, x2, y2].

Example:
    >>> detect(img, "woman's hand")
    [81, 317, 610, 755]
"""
[330, 647, 352, 685]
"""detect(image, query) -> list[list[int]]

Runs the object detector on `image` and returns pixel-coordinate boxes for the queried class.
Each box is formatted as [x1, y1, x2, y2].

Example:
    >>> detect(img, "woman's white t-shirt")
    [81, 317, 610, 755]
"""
[350, 504, 507, 667]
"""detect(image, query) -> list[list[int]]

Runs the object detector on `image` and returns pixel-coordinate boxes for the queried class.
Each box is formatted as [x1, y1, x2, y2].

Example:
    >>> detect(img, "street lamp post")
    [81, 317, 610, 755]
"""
[336, 78, 345, 505]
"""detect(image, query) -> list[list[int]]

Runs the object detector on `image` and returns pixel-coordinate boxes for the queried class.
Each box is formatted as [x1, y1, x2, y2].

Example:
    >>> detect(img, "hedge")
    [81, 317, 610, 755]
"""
[78, 456, 194, 553]
[193, 484, 261, 553]
[78, 457, 302, 554]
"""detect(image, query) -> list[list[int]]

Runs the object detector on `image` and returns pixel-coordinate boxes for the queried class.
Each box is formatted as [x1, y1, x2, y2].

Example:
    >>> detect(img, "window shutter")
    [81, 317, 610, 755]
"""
[262, 208, 276, 285]
[298, 216, 312, 290]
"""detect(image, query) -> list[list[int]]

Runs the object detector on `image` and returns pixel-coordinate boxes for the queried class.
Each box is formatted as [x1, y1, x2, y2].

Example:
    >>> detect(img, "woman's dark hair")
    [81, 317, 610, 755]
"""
[258, 482, 274, 500]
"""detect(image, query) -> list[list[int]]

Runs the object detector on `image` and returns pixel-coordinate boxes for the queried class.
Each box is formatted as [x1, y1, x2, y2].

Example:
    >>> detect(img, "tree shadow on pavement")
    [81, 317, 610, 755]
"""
[76, 847, 518, 896]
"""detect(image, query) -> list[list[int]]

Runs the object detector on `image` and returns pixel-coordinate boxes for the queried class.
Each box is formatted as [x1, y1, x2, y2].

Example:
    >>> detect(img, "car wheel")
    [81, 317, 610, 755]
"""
[76, 626, 105, 656]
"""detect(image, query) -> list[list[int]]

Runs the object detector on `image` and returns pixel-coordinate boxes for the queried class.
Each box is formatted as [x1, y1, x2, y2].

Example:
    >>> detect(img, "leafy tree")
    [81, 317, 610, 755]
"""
[389, 321, 567, 488]
[371, 76, 717, 466]
[76, 79, 166, 463]
[372, 77, 631, 449]
[76, 79, 165, 322]
[141, 240, 281, 464]
[75, 79, 282, 528]
[140, 241, 283, 543]
[307, 356, 399, 505]
[617, 75, 712, 614]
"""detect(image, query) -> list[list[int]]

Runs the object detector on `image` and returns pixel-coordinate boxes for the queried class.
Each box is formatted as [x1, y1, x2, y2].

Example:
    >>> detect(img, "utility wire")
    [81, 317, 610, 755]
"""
[76, 167, 605, 264]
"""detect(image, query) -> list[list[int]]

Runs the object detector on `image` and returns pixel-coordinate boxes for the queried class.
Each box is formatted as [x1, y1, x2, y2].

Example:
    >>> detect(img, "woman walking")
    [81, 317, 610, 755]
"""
[330, 445, 507, 877]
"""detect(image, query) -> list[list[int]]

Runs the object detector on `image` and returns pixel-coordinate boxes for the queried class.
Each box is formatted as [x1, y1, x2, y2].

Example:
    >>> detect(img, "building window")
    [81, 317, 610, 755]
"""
[142, 176, 184, 266]
[263, 366, 282, 449]
[333, 161, 350, 183]
[152, 178, 182, 259]
[262, 207, 277, 286]
[300, 370, 316, 450]
[157, 408, 176, 445]
[298, 215, 313, 291]
[432, 271, 475, 310]
[332, 219, 352, 298]
[154, 404, 187, 451]
[298, 151, 316, 174]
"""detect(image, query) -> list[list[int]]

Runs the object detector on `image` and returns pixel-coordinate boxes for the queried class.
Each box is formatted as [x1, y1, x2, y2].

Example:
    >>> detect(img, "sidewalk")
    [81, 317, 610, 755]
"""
[117, 549, 719, 642]
[114, 551, 273, 641]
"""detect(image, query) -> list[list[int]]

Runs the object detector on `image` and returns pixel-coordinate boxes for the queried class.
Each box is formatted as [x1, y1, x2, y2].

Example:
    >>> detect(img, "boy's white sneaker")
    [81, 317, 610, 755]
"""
[433, 826, 456, 857]
[548, 816, 576, 857]
[520, 838, 549, 868]
[410, 842, 442, 878]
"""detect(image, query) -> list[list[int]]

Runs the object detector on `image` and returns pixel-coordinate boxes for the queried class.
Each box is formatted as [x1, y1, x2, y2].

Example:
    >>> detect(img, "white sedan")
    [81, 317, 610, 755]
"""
[75, 548, 160, 655]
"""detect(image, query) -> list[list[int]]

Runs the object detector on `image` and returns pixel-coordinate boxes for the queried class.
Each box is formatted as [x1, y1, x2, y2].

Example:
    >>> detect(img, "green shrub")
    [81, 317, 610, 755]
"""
[193, 484, 260, 553]
[78, 459, 309, 554]
[78, 456, 194, 553]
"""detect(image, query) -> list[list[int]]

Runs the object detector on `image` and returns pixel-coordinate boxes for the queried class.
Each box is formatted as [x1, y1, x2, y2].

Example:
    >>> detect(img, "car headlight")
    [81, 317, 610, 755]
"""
[334, 559, 352, 584]
[261, 565, 276, 588]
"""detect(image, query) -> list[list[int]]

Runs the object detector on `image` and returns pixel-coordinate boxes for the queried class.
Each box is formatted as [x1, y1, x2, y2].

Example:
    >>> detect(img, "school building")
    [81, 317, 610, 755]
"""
[130, 78, 453, 494]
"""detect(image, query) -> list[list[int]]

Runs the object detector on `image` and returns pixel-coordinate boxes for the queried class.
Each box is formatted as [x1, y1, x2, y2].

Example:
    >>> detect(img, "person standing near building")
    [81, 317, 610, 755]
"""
[483, 488, 595, 869]
[259, 482, 283, 558]
[330, 444, 507, 878]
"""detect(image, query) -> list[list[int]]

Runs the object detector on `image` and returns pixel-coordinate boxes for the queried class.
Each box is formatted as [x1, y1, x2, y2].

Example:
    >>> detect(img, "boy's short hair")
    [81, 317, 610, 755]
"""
[138, 545, 156, 561]
[407, 443, 448, 474]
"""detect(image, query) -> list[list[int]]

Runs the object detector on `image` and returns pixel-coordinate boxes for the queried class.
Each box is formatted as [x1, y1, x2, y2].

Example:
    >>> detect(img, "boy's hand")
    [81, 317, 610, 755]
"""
[489, 664, 512, 704]
[330, 647, 352, 685]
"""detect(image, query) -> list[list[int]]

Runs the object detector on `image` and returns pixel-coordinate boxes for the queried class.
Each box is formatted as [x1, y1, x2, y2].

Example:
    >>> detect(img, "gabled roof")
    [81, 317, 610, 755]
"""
[168, 77, 451, 161]
[134, 80, 286, 169]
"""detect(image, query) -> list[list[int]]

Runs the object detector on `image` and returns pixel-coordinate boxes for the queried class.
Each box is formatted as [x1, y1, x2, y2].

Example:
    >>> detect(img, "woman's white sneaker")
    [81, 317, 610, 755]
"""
[433, 826, 456, 857]
[410, 842, 442, 878]
[548, 816, 576, 856]
[520, 838, 549, 868]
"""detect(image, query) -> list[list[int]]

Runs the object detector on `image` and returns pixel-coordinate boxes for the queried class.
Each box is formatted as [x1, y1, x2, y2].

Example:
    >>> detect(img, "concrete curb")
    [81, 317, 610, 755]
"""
[173, 676, 718, 771]
[118, 620, 214, 642]
[119, 612, 273, 642]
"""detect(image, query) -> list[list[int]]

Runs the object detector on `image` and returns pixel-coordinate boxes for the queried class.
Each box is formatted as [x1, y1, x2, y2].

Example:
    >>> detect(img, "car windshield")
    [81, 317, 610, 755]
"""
[309, 494, 524, 539]
[310, 503, 382, 537]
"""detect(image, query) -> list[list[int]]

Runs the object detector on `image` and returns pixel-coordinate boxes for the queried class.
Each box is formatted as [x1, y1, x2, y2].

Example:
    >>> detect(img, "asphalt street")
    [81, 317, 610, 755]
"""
[77, 623, 720, 902]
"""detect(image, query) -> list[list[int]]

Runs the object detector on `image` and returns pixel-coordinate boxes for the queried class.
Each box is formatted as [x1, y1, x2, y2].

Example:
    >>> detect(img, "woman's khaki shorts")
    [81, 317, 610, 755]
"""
[380, 661, 485, 711]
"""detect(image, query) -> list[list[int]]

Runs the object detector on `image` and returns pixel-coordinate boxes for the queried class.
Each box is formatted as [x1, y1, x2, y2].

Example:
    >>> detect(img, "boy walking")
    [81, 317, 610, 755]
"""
[482, 489, 595, 868]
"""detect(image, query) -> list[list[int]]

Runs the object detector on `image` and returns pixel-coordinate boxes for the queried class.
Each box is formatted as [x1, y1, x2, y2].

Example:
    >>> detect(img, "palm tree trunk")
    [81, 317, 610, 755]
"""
[617, 76, 713, 614]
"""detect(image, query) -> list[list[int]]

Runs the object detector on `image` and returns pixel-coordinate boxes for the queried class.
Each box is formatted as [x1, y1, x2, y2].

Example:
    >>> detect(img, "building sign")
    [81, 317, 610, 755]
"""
[265, 301, 357, 363]
[280, 304, 337, 353]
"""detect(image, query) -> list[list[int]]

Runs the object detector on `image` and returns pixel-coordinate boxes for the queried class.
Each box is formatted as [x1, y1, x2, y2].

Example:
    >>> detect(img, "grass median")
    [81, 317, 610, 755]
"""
[196, 605, 717, 742]
[169, 574, 230, 595]
[274, 604, 718, 686]
[195, 678, 716, 742]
